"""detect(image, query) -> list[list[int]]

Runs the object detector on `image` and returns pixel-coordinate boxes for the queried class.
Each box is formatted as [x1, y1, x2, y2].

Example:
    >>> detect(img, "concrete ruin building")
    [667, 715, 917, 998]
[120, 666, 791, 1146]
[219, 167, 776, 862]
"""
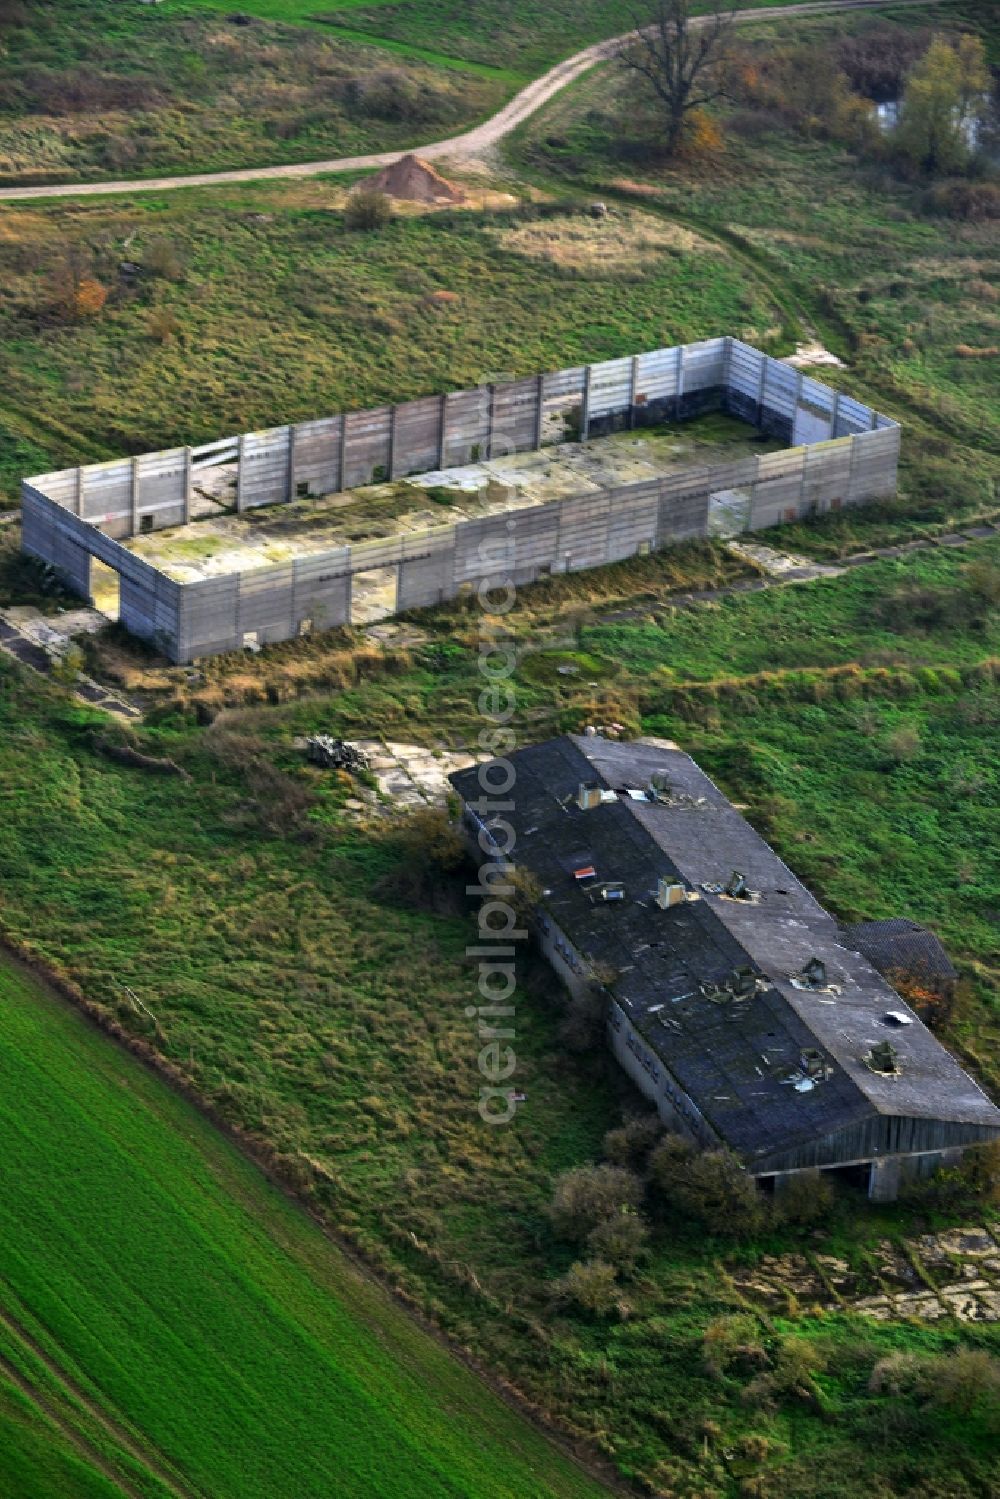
[449, 735, 1000, 1201]
[21, 338, 899, 662]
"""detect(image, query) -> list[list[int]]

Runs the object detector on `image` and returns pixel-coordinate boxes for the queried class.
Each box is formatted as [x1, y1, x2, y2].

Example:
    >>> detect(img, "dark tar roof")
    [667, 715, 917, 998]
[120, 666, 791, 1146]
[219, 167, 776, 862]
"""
[450, 735, 1000, 1166]
[840, 919, 958, 987]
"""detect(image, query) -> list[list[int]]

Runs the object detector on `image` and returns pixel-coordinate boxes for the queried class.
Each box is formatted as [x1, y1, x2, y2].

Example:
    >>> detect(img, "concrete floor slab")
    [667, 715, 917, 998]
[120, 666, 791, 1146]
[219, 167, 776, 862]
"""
[116, 417, 780, 584]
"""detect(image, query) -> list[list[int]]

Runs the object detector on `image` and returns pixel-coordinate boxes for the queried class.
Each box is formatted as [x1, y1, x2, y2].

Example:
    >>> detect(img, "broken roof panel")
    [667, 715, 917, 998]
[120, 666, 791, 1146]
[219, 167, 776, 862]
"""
[450, 735, 1000, 1163]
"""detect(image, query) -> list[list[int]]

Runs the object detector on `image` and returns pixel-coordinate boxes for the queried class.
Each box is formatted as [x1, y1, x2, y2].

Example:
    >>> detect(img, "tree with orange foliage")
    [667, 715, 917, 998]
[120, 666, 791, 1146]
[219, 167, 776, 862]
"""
[622, 0, 736, 159]
[73, 278, 108, 319]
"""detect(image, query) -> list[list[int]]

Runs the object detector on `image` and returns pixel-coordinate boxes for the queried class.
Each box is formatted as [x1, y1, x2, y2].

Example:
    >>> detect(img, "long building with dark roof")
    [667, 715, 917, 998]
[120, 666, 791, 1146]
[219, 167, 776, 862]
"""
[450, 734, 1000, 1200]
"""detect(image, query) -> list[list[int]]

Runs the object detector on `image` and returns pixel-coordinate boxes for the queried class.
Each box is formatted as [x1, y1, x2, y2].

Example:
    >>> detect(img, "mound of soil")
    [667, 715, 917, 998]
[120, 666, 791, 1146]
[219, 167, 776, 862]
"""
[360, 153, 465, 205]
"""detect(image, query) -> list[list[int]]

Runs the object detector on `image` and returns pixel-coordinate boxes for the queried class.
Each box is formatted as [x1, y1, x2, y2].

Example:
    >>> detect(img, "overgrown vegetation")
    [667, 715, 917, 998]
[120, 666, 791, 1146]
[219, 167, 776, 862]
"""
[513, 10, 1000, 447]
[1, 4, 999, 1495]
[0, 188, 784, 494]
[0, 0, 504, 183]
[0, 533, 998, 1495]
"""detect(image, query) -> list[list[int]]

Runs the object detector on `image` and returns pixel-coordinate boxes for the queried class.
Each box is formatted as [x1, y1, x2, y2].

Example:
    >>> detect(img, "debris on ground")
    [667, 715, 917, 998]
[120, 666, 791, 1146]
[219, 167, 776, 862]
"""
[359, 153, 465, 205]
[784, 341, 845, 369]
[306, 736, 371, 773]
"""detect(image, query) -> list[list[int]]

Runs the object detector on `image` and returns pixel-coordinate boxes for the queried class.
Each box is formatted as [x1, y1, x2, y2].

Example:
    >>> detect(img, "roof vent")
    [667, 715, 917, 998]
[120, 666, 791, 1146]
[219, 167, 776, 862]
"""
[865, 1040, 901, 1076]
[577, 783, 602, 811]
[800, 1047, 831, 1080]
[701, 871, 761, 902]
[700, 965, 764, 1004]
[789, 956, 841, 995]
[647, 771, 672, 803]
[656, 877, 687, 910]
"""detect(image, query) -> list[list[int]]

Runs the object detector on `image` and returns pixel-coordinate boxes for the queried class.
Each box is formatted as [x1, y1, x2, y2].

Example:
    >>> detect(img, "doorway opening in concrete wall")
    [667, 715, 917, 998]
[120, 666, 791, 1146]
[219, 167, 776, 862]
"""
[821, 1161, 872, 1193]
[90, 559, 120, 622]
[708, 486, 752, 537]
[351, 565, 398, 625]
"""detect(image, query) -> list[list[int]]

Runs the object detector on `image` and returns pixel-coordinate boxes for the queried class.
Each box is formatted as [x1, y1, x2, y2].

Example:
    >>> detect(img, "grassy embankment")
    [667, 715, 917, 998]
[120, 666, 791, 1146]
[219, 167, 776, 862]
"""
[0, 0, 507, 186]
[0, 187, 785, 499]
[0, 537, 998, 1497]
[0, 954, 613, 1499]
[509, 4, 1000, 459]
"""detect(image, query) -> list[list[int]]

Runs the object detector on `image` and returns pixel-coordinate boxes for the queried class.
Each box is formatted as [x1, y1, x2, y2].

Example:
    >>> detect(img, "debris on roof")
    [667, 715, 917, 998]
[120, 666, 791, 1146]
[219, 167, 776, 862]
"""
[449, 734, 1000, 1170]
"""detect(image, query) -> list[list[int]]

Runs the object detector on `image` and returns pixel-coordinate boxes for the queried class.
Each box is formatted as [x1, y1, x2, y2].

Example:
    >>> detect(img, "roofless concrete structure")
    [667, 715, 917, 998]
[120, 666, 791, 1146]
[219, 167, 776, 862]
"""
[21, 339, 899, 662]
[450, 735, 1000, 1201]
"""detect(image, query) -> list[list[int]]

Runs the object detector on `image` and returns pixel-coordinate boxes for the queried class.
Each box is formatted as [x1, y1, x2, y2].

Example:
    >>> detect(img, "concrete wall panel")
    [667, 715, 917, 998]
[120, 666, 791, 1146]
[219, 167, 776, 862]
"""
[22, 342, 900, 662]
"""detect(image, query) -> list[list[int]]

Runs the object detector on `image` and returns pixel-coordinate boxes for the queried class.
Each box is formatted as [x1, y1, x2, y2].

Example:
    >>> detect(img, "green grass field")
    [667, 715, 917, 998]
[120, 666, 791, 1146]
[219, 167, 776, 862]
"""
[1, 537, 998, 1495]
[510, 5, 1000, 453]
[0, 955, 612, 1499]
[0, 3, 998, 1494]
[0, 189, 784, 495]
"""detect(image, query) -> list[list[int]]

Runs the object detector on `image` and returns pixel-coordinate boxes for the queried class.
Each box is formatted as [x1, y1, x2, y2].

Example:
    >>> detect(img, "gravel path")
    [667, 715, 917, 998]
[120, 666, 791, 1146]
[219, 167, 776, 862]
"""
[0, 0, 935, 203]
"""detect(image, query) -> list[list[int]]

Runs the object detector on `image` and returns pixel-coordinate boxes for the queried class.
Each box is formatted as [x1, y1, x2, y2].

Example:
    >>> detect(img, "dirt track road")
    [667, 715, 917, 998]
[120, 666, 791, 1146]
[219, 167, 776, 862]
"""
[0, 0, 935, 203]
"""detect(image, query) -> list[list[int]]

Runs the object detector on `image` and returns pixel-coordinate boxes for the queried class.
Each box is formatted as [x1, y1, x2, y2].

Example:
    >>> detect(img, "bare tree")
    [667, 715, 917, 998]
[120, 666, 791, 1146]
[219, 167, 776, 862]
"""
[622, 0, 737, 158]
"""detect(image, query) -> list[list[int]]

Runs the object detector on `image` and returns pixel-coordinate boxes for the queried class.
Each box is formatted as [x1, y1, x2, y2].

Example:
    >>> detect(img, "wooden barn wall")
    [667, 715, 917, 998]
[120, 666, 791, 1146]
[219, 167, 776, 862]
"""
[752, 1114, 1000, 1176]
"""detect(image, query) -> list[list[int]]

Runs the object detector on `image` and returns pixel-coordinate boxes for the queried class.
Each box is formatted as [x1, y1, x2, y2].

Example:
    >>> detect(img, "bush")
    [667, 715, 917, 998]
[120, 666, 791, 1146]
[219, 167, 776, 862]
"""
[603, 1113, 663, 1168]
[558, 982, 607, 1054]
[702, 1314, 768, 1379]
[650, 1137, 766, 1239]
[774, 1170, 834, 1228]
[836, 23, 930, 101]
[927, 1348, 1000, 1420]
[555, 1257, 620, 1316]
[148, 308, 180, 344]
[902, 1141, 1000, 1212]
[144, 238, 184, 281]
[884, 724, 921, 763]
[344, 189, 393, 232]
[547, 1163, 642, 1243]
[585, 1209, 649, 1272]
[870, 1347, 1000, 1426]
[923, 180, 1000, 221]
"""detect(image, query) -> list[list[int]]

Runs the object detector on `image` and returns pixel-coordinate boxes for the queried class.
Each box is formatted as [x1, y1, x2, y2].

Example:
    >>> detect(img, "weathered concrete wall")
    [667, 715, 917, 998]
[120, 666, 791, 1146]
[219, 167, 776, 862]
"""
[22, 338, 900, 663]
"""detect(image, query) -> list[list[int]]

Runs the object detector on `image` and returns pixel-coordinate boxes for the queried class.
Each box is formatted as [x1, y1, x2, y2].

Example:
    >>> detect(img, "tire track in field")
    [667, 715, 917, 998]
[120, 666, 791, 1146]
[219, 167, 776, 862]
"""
[0, 1299, 205, 1499]
[0, 1346, 138, 1499]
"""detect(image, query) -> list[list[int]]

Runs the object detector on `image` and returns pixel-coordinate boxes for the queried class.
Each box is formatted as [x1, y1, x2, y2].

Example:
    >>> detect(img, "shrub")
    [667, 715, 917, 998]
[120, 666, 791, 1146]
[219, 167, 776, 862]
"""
[603, 1113, 663, 1168]
[702, 1314, 768, 1379]
[144, 237, 184, 281]
[650, 1137, 766, 1239]
[148, 308, 180, 344]
[344, 189, 393, 232]
[73, 277, 108, 320]
[558, 982, 607, 1054]
[585, 1209, 649, 1272]
[375, 806, 466, 909]
[547, 1163, 642, 1243]
[836, 22, 930, 101]
[884, 724, 921, 763]
[743, 1337, 826, 1412]
[774, 1169, 834, 1228]
[923, 180, 1000, 221]
[395, 806, 465, 873]
[926, 1348, 1000, 1419]
[555, 1257, 620, 1316]
[902, 1141, 1000, 1212]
